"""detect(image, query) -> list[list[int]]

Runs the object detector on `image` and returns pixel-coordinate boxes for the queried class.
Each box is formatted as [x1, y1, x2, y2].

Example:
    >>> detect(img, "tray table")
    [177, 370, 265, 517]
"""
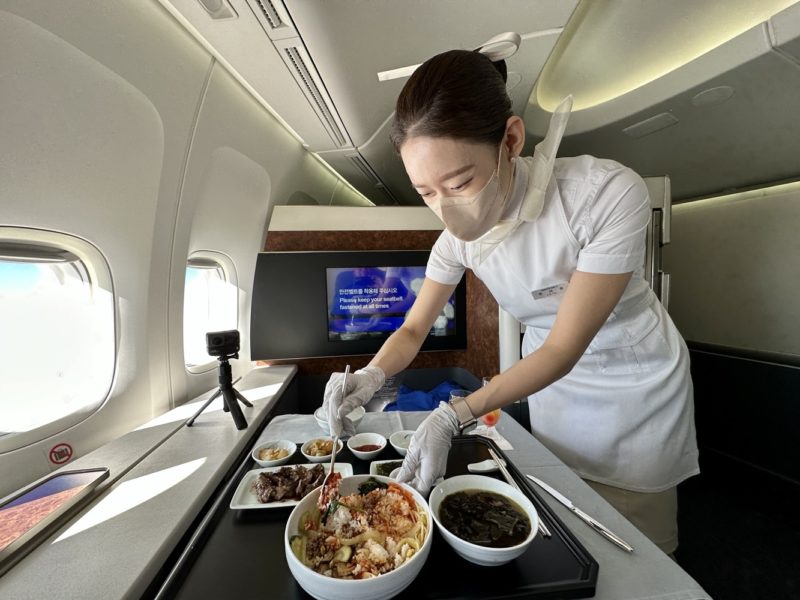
[163, 435, 598, 599]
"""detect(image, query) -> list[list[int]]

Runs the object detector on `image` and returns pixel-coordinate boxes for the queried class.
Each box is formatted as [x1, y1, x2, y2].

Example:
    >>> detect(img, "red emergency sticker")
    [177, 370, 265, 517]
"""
[49, 443, 73, 465]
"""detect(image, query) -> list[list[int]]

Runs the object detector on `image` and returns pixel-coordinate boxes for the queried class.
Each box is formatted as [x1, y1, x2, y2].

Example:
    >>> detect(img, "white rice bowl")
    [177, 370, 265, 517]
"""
[314, 405, 366, 433]
[284, 474, 433, 600]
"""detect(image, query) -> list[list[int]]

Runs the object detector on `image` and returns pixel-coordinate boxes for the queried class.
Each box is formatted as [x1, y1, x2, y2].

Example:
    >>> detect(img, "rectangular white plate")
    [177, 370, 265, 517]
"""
[230, 463, 353, 510]
[369, 459, 404, 478]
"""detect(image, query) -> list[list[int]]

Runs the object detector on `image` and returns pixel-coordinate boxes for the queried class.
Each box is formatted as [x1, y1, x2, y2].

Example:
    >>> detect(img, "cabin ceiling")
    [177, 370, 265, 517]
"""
[163, 0, 800, 205]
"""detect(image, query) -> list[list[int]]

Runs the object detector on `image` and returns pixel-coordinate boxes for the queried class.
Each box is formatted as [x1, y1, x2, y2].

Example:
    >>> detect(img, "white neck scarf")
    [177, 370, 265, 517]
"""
[469, 95, 573, 265]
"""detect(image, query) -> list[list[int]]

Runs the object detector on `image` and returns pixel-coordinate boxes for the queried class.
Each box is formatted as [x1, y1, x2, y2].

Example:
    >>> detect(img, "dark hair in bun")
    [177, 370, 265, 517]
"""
[390, 49, 512, 152]
[492, 58, 508, 83]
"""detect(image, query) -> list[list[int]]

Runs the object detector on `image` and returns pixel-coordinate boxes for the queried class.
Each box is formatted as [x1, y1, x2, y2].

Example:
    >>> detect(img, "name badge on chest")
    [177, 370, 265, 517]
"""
[531, 282, 568, 300]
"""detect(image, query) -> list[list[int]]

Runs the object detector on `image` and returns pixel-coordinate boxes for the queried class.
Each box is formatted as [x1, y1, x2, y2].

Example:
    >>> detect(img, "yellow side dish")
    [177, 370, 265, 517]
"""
[259, 447, 290, 461]
[306, 439, 335, 456]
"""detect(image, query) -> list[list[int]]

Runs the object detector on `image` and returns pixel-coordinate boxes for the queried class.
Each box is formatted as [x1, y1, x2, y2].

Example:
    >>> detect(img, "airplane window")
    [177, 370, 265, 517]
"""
[183, 253, 238, 371]
[0, 237, 115, 445]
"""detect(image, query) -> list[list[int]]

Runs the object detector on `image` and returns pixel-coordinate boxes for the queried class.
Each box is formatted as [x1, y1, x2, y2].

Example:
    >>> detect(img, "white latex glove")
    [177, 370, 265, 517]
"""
[396, 402, 459, 495]
[322, 366, 385, 437]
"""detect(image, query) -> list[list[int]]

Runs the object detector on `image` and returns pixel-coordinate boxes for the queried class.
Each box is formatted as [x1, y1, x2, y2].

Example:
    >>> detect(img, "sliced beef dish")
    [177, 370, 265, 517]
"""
[252, 464, 325, 503]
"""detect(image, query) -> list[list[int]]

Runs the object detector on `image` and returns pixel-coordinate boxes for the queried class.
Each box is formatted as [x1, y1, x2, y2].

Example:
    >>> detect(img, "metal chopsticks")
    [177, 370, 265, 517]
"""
[487, 447, 552, 538]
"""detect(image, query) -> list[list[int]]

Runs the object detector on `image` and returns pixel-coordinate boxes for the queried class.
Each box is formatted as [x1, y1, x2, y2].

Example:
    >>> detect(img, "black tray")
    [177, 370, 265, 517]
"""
[162, 436, 597, 599]
[430, 435, 599, 599]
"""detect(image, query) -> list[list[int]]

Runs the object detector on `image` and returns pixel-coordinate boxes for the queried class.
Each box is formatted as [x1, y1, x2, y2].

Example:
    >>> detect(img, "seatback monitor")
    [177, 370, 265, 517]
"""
[251, 251, 466, 360]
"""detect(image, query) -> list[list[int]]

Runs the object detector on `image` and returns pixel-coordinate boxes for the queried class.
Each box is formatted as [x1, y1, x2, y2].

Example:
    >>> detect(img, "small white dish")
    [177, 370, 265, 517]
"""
[301, 437, 344, 463]
[346, 432, 387, 460]
[429, 474, 538, 566]
[369, 458, 405, 478]
[389, 430, 414, 456]
[229, 463, 353, 510]
[466, 458, 506, 473]
[313, 405, 366, 433]
[251, 439, 297, 468]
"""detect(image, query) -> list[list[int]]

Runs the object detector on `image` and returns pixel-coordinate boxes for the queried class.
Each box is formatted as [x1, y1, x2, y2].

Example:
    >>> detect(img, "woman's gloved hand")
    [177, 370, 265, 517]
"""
[322, 366, 385, 437]
[396, 402, 460, 495]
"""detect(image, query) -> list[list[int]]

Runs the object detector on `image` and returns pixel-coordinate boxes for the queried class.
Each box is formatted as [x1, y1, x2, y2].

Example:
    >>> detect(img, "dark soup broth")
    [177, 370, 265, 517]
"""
[439, 489, 531, 548]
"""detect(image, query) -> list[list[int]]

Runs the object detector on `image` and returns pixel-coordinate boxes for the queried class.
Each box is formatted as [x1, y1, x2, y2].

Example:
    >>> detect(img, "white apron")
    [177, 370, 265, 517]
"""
[466, 168, 700, 492]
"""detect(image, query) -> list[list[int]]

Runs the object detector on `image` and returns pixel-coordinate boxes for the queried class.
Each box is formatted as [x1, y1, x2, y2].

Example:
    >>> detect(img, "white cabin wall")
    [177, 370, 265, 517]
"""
[0, 0, 210, 496]
[171, 63, 368, 403]
[0, 0, 365, 497]
[663, 183, 800, 360]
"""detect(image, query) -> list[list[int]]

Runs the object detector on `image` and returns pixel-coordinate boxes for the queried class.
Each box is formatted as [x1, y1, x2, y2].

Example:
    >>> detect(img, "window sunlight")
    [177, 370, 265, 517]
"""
[53, 458, 207, 543]
[0, 256, 114, 437]
[183, 259, 238, 369]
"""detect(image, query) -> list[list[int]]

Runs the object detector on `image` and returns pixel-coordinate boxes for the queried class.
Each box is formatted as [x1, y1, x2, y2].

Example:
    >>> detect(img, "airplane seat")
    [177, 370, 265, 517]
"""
[642, 175, 672, 310]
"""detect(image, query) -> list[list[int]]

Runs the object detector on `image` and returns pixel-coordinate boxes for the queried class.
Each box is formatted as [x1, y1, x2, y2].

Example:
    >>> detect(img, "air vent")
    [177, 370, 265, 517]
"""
[283, 45, 348, 146]
[622, 112, 679, 139]
[346, 153, 380, 184]
[691, 86, 735, 107]
[254, 0, 282, 29]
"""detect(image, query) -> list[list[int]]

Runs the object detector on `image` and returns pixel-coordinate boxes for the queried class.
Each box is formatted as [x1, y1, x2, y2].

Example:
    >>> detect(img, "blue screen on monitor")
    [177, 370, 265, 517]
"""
[326, 266, 456, 341]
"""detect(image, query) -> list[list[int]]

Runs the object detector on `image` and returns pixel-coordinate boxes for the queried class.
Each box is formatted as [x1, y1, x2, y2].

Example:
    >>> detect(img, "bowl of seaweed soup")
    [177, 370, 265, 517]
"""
[429, 474, 539, 566]
[440, 489, 531, 548]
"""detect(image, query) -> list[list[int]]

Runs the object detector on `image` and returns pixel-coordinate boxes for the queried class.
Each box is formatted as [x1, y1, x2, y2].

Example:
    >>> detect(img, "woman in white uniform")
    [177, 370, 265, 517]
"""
[323, 49, 699, 554]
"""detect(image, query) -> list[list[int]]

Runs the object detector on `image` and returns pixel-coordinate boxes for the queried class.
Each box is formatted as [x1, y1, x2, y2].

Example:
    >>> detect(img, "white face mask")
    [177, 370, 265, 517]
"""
[427, 142, 516, 242]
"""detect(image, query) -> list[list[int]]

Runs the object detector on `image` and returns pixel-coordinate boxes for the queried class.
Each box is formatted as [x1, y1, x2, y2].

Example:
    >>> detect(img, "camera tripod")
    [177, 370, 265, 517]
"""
[186, 353, 252, 430]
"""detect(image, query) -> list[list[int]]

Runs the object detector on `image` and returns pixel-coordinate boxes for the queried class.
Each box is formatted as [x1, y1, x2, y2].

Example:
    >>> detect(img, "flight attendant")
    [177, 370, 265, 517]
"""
[323, 49, 699, 554]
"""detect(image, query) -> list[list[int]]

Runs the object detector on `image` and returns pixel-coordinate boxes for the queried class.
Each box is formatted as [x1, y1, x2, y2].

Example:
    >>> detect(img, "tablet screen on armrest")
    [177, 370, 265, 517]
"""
[0, 468, 108, 565]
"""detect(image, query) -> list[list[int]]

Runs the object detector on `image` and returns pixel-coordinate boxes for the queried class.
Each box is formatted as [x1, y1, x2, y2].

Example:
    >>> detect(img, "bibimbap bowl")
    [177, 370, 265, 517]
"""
[284, 474, 433, 600]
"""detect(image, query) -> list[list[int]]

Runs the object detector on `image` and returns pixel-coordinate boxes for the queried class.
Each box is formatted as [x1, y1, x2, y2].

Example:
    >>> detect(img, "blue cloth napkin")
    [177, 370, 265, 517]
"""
[384, 380, 463, 412]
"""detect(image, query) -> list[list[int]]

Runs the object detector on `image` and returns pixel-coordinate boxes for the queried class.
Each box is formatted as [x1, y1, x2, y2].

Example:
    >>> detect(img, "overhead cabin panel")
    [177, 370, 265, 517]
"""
[356, 114, 425, 207]
[159, 0, 352, 150]
[158, 1, 800, 204]
[769, 1, 800, 61]
[528, 2, 800, 200]
[282, 0, 576, 204]
[315, 147, 399, 206]
[157, 0, 578, 204]
[554, 23, 800, 200]
[281, 0, 577, 146]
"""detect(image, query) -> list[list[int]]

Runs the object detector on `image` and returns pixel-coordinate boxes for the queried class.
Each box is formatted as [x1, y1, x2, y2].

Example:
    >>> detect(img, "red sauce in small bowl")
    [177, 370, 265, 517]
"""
[353, 444, 381, 452]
